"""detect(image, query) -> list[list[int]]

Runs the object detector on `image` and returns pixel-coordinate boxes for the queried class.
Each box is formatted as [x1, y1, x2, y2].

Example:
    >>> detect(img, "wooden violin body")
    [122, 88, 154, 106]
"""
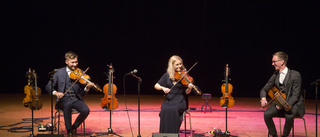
[101, 64, 119, 110]
[23, 68, 33, 107]
[174, 70, 202, 95]
[268, 86, 292, 111]
[69, 68, 102, 92]
[101, 83, 118, 110]
[23, 68, 42, 110]
[220, 64, 235, 108]
[220, 83, 234, 108]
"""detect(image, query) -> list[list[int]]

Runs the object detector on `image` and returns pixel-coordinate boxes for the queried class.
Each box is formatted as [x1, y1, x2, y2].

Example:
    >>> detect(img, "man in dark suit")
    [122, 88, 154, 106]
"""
[260, 51, 304, 137]
[46, 51, 94, 137]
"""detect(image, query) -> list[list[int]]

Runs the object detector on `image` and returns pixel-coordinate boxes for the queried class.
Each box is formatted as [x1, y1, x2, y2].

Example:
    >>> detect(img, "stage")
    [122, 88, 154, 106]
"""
[0, 94, 318, 137]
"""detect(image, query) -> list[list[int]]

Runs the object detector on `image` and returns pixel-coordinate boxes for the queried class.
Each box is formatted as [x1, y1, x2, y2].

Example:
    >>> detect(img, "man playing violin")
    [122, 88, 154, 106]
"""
[154, 55, 193, 133]
[46, 51, 94, 137]
[260, 51, 304, 137]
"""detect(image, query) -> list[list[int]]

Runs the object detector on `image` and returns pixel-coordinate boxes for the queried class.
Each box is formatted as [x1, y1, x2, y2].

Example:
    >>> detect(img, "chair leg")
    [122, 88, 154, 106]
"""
[83, 121, 85, 136]
[303, 118, 307, 137]
[57, 111, 60, 134]
[279, 118, 282, 136]
[292, 120, 294, 137]
[183, 111, 192, 137]
[188, 112, 192, 137]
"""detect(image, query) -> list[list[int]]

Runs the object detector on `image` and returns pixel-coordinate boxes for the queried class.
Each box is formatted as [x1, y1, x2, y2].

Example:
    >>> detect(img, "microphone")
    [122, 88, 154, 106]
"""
[49, 69, 58, 75]
[126, 69, 138, 75]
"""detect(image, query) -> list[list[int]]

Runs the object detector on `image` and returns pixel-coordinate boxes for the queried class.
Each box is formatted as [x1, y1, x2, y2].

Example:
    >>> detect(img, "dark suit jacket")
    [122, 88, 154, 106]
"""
[260, 69, 305, 117]
[46, 67, 87, 102]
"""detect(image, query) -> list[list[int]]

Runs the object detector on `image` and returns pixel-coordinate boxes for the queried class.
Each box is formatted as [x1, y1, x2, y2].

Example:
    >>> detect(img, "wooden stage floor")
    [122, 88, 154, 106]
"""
[0, 94, 318, 137]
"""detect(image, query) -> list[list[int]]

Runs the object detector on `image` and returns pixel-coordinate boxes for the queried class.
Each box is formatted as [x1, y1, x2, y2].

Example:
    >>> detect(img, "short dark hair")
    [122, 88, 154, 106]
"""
[273, 51, 288, 66]
[65, 51, 78, 60]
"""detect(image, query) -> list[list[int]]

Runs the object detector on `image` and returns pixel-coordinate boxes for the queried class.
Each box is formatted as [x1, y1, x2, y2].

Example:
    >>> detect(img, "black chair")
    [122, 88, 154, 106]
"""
[54, 109, 85, 135]
[182, 109, 193, 137]
[268, 89, 307, 137]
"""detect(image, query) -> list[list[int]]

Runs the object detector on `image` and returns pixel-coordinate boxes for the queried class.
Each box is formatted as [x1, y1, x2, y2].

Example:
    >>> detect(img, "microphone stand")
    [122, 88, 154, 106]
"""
[131, 73, 142, 137]
[39, 71, 63, 137]
[311, 79, 320, 137]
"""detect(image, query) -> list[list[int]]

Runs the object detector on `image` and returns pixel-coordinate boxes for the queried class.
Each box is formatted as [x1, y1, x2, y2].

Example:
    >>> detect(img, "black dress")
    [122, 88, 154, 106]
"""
[157, 73, 188, 133]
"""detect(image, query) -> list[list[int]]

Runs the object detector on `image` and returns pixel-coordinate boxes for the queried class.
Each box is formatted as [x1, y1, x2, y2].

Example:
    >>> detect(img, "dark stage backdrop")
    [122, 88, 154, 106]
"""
[2, 1, 318, 99]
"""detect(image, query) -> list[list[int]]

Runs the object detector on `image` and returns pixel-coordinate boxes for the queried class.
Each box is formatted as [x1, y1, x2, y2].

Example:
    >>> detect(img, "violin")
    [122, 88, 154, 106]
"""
[220, 64, 235, 108]
[267, 86, 292, 111]
[23, 68, 33, 108]
[174, 70, 202, 95]
[101, 64, 119, 110]
[30, 69, 42, 110]
[69, 68, 102, 92]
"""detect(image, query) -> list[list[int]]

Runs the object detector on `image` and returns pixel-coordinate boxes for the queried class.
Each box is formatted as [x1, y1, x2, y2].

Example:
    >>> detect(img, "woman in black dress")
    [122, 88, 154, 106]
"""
[154, 55, 193, 133]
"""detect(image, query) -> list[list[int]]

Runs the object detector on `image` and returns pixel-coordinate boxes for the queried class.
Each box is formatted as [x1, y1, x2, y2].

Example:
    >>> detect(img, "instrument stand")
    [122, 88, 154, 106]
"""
[103, 108, 122, 137]
[201, 93, 212, 113]
[224, 108, 230, 137]
[30, 109, 35, 137]
[37, 71, 63, 137]
[102, 90, 121, 137]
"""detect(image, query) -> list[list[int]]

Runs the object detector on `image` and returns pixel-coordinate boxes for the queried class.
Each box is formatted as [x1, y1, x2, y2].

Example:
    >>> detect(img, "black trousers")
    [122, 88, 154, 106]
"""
[58, 98, 90, 132]
[264, 104, 297, 136]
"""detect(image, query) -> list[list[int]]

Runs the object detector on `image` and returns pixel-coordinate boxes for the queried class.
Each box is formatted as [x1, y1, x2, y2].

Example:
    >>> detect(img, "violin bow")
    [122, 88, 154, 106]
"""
[64, 67, 90, 95]
[167, 61, 198, 93]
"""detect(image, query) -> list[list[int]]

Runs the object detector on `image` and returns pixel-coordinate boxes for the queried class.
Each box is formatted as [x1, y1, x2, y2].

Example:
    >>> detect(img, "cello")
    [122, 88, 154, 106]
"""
[220, 64, 235, 108]
[101, 64, 118, 110]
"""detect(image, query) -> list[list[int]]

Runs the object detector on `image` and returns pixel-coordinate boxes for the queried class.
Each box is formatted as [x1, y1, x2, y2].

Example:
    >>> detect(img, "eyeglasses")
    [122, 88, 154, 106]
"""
[272, 60, 282, 64]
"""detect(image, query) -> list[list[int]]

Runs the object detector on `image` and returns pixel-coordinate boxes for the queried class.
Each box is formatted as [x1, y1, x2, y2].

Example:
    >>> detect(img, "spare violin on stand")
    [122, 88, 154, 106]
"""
[101, 64, 118, 110]
[220, 64, 234, 108]
[100, 64, 120, 136]
[23, 68, 42, 137]
[23, 68, 33, 108]
[219, 64, 235, 136]
[30, 69, 43, 110]
[23, 68, 43, 110]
